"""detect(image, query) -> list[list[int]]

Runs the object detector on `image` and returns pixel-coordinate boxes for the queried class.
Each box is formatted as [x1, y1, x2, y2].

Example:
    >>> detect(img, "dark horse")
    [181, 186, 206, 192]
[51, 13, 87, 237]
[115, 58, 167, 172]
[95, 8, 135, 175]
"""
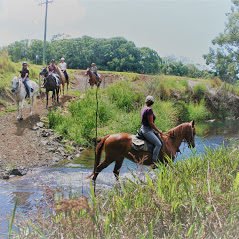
[40, 68, 60, 108]
[90, 121, 196, 182]
[85, 68, 102, 88]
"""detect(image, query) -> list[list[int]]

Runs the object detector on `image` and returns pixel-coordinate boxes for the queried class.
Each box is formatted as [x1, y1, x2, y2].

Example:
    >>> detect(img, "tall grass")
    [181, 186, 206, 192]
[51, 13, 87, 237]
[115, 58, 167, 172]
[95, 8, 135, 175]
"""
[187, 100, 212, 122]
[15, 146, 239, 238]
[0, 51, 40, 91]
[49, 81, 181, 145]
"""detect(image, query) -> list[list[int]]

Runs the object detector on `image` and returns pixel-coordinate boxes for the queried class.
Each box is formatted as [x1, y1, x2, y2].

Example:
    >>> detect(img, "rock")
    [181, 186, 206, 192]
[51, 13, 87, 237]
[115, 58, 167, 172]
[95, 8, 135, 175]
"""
[9, 168, 26, 176]
[75, 153, 80, 158]
[32, 126, 40, 131]
[41, 140, 48, 146]
[52, 157, 60, 163]
[2, 175, 9, 180]
[48, 147, 56, 152]
[36, 122, 44, 128]
[41, 130, 51, 137]
[67, 155, 73, 160]
[206, 119, 216, 123]
[53, 135, 63, 142]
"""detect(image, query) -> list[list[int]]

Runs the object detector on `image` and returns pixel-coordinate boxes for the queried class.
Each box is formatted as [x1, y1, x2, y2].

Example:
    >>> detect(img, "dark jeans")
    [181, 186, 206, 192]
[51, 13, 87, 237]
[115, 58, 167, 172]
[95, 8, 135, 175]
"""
[23, 78, 31, 96]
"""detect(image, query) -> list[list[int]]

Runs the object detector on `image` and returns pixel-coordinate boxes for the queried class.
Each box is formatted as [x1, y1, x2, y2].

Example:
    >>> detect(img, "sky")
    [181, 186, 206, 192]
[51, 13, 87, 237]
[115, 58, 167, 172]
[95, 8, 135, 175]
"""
[0, 0, 232, 64]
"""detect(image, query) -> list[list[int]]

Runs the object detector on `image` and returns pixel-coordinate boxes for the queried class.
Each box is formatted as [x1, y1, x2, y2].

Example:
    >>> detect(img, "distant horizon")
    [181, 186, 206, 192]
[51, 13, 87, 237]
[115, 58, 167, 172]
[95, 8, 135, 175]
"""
[0, 0, 232, 65]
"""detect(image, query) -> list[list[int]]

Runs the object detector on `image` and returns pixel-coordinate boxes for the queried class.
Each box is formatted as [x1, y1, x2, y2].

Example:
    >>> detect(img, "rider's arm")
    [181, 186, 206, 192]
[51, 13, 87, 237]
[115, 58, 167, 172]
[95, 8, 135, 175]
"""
[24, 72, 28, 79]
[148, 114, 162, 134]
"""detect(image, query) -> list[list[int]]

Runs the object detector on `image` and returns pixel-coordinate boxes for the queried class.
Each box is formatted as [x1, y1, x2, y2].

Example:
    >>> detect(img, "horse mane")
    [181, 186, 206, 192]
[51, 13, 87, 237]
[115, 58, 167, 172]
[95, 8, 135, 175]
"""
[166, 122, 191, 138]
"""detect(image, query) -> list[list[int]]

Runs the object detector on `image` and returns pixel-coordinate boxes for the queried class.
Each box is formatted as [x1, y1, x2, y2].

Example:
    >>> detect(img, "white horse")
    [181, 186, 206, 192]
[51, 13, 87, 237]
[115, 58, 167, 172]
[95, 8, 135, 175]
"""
[11, 77, 39, 120]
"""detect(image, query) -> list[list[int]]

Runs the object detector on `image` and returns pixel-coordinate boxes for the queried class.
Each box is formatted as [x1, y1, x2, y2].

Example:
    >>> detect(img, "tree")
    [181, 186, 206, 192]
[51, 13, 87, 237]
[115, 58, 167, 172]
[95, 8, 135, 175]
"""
[204, 0, 239, 83]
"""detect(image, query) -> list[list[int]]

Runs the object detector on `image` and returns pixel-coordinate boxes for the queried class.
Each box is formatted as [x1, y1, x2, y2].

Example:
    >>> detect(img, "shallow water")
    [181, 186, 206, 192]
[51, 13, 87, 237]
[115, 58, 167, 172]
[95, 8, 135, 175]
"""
[0, 119, 239, 237]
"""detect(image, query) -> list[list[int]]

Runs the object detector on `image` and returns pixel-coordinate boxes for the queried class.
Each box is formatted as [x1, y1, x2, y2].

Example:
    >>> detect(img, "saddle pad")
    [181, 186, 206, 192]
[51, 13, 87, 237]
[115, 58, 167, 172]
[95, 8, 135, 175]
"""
[132, 135, 144, 146]
[131, 135, 148, 152]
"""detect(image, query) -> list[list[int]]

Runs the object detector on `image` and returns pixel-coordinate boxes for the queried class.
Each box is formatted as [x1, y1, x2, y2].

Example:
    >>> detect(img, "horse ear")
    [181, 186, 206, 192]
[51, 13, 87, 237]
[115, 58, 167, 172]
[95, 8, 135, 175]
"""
[191, 120, 195, 128]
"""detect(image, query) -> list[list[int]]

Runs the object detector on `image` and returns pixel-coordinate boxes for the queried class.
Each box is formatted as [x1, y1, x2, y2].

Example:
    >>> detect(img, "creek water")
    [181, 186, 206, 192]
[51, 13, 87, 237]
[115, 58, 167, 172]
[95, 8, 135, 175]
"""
[0, 119, 239, 237]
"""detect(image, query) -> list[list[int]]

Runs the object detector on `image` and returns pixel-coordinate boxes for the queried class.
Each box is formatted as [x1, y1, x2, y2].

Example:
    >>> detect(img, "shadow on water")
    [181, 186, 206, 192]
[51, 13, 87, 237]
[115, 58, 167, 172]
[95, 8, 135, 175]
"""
[1, 119, 239, 237]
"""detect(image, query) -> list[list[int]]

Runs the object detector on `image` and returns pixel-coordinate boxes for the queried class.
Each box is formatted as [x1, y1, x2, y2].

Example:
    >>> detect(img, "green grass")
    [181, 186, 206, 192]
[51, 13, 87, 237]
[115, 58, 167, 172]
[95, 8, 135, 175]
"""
[187, 100, 212, 122]
[14, 146, 239, 238]
[48, 81, 182, 145]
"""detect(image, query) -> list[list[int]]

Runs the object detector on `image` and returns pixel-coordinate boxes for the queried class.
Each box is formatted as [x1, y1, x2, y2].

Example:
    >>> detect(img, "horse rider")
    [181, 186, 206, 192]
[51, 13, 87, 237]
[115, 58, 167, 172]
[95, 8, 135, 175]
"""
[20, 62, 32, 98]
[90, 63, 100, 80]
[48, 59, 60, 86]
[140, 95, 162, 164]
[59, 57, 69, 82]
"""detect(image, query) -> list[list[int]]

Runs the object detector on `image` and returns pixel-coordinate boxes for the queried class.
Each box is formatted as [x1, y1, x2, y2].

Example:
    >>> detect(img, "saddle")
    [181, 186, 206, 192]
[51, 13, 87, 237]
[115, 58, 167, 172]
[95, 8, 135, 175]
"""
[132, 130, 154, 153]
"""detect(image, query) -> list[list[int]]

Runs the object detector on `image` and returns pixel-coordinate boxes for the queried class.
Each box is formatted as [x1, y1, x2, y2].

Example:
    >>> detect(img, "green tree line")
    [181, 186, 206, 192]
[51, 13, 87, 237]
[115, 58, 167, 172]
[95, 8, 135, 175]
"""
[2, 35, 211, 77]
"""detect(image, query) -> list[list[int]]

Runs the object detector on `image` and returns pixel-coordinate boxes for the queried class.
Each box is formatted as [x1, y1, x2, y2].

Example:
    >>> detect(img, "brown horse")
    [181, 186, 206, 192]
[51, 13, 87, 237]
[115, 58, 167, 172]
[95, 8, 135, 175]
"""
[55, 66, 66, 95]
[91, 121, 196, 182]
[85, 68, 102, 88]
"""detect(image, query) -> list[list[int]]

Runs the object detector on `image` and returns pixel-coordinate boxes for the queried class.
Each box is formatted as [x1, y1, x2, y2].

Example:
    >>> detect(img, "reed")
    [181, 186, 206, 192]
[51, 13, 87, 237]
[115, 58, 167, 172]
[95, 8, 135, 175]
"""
[14, 146, 239, 238]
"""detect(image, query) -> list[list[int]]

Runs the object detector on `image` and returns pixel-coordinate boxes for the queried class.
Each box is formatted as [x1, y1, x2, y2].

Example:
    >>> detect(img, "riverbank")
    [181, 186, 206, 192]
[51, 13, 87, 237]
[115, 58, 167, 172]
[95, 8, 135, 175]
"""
[13, 145, 239, 238]
[0, 98, 84, 180]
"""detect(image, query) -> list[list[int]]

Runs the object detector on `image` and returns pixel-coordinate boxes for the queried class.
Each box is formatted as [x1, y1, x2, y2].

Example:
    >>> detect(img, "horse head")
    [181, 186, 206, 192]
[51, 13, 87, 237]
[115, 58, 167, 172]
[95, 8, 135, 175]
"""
[183, 120, 196, 148]
[85, 67, 91, 76]
[168, 120, 196, 149]
[11, 77, 21, 93]
[40, 67, 48, 77]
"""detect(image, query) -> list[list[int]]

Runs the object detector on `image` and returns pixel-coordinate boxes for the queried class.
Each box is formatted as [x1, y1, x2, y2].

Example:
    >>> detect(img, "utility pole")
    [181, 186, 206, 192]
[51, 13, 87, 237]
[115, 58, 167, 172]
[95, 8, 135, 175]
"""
[39, 0, 53, 65]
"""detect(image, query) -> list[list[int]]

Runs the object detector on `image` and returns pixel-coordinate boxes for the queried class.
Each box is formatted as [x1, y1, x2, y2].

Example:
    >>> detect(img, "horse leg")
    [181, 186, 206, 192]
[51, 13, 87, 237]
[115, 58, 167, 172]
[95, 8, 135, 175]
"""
[46, 91, 49, 109]
[62, 84, 65, 96]
[16, 101, 20, 120]
[56, 87, 59, 103]
[92, 157, 114, 182]
[113, 159, 124, 181]
[19, 100, 23, 120]
[29, 96, 33, 115]
[52, 90, 55, 104]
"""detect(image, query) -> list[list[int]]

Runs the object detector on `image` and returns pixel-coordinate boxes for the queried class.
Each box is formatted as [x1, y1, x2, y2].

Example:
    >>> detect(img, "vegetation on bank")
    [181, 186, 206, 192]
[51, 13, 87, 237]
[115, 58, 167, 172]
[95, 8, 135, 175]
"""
[14, 146, 239, 238]
[48, 73, 221, 145]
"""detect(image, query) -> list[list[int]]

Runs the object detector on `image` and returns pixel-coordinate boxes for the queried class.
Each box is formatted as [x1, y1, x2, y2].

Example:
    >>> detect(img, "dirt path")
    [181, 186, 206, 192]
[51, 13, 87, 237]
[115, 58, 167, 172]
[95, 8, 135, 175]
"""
[0, 76, 82, 179]
[0, 71, 125, 179]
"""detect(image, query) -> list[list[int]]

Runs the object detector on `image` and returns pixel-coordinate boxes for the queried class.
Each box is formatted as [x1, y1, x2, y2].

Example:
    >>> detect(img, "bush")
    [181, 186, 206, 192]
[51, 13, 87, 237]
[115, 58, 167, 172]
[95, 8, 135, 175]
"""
[187, 100, 212, 122]
[193, 84, 207, 103]
[107, 80, 144, 112]
[173, 101, 190, 122]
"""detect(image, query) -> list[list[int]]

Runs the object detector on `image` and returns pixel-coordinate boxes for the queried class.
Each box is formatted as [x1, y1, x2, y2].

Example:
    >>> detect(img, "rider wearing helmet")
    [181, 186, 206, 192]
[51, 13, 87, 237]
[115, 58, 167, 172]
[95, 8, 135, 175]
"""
[20, 62, 32, 98]
[90, 63, 100, 79]
[59, 57, 68, 82]
[140, 95, 162, 164]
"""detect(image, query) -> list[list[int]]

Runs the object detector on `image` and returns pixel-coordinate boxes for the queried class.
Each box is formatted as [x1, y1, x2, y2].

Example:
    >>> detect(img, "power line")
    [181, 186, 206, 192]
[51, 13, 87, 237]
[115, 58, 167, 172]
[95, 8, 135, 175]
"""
[39, 0, 53, 65]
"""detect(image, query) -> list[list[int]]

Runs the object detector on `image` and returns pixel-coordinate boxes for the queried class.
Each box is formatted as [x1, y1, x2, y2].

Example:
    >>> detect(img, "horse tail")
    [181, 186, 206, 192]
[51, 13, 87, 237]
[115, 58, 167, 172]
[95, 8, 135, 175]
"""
[87, 135, 110, 179]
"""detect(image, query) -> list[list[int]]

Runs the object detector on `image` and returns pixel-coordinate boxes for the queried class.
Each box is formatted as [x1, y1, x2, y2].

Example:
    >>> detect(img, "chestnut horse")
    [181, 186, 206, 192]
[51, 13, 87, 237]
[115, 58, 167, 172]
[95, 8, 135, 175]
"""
[91, 121, 196, 181]
[85, 68, 102, 88]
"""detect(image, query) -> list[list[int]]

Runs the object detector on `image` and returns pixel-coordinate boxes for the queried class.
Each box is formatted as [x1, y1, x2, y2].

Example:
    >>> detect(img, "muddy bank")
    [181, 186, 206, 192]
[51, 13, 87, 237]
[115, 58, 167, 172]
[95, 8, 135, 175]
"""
[0, 93, 84, 180]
